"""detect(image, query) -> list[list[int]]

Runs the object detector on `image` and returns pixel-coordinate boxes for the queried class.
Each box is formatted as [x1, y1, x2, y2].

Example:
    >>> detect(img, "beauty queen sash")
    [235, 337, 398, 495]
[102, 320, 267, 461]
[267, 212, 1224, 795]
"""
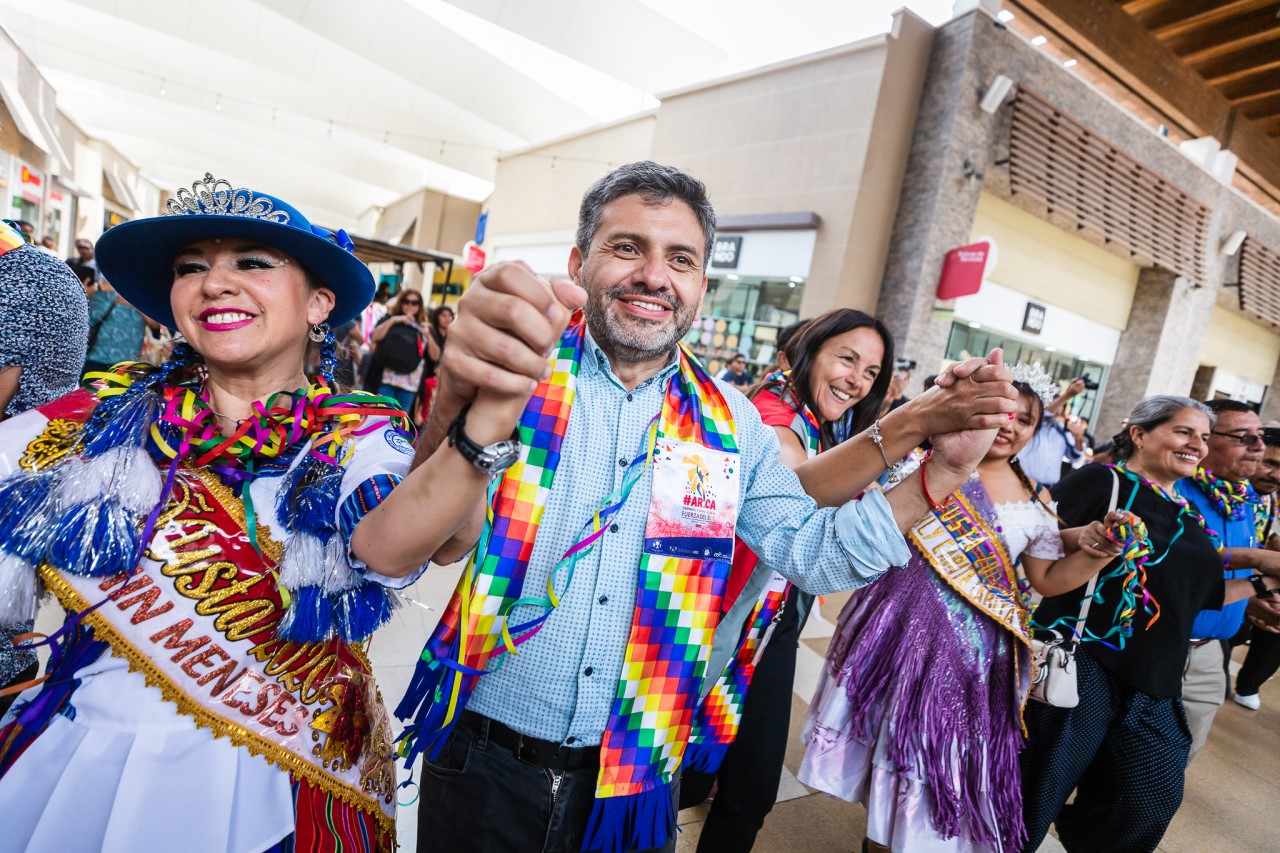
[685, 375, 820, 772]
[395, 317, 740, 853]
[908, 477, 1032, 659]
[0, 399, 396, 846]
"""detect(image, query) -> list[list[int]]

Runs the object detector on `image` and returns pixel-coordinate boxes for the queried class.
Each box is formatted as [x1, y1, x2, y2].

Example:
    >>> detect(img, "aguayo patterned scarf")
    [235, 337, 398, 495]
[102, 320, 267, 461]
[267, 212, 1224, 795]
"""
[684, 374, 819, 773]
[395, 317, 740, 853]
[1191, 466, 1259, 523]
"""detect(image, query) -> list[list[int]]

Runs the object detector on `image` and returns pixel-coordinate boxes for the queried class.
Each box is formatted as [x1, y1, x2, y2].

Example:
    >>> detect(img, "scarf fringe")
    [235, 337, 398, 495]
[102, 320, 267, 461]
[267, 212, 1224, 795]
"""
[581, 784, 675, 853]
[394, 656, 466, 766]
[682, 738, 730, 774]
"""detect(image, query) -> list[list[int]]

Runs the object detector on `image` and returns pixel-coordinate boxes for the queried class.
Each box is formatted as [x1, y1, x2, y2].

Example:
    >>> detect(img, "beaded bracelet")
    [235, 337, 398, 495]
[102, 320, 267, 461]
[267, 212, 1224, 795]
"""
[868, 419, 905, 484]
[919, 450, 946, 512]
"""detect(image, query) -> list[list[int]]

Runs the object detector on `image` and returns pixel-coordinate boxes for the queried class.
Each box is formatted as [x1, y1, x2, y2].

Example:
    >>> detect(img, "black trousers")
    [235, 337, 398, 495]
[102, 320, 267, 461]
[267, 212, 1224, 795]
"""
[678, 588, 806, 853]
[1237, 626, 1280, 696]
[417, 716, 677, 853]
[1020, 649, 1191, 853]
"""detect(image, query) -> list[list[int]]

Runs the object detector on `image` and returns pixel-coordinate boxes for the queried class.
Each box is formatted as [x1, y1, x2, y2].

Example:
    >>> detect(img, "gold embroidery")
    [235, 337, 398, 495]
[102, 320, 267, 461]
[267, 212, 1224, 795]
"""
[20, 418, 82, 470]
[38, 567, 396, 841]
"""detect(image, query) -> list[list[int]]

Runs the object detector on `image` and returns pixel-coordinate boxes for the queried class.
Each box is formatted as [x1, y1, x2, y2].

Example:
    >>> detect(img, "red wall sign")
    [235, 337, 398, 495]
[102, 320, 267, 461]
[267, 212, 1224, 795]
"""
[936, 239, 995, 300]
[463, 241, 486, 274]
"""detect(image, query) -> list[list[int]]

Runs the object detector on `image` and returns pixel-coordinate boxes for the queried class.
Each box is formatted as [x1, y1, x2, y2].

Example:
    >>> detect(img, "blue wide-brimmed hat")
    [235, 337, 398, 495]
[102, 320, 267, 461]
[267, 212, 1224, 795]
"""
[96, 173, 374, 329]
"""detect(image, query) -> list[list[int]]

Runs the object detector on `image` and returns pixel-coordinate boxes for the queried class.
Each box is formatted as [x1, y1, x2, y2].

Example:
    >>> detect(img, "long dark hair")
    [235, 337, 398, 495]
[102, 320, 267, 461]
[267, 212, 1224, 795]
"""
[752, 308, 894, 449]
[1006, 382, 1062, 523]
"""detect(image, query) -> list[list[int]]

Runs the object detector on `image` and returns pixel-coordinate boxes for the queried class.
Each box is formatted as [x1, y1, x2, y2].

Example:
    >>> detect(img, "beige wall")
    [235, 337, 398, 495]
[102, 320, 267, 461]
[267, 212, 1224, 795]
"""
[970, 193, 1141, 330]
[1200, 304, 1280, 388]
[649, 11, 934, 316]
[372, 187, 481, 291]
[487, 113, 657, 256]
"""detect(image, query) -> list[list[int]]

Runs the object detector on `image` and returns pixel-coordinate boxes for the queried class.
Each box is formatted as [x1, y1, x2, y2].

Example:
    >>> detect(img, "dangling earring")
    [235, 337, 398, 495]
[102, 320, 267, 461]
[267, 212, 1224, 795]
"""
[318, 328, 338, 386]
[309, 322, 329, 343]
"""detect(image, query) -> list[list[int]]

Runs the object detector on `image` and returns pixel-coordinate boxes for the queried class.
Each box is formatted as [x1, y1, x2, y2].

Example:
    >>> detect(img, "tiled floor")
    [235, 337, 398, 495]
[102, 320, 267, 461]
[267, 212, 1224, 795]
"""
[35, 565, 1280, 851]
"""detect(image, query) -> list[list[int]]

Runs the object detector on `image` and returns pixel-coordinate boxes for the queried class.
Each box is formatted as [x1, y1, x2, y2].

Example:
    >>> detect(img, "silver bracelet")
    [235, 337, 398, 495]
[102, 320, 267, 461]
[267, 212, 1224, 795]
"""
[869, 419, 905, 483]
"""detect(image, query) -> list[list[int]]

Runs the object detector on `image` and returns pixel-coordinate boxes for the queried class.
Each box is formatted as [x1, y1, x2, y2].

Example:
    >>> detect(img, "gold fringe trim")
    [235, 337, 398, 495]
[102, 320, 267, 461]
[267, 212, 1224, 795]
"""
[39, 567, 397, 843]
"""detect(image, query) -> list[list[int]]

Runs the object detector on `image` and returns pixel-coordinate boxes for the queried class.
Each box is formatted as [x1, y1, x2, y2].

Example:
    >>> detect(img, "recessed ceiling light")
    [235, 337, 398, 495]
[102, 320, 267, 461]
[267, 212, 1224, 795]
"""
[968, 321, 982, 329]
[997, 10, 1014, 23]
[1031, 35, 1048, 46]
[1044, 346, 1057, 352]
[1063, 59, 1077, 68]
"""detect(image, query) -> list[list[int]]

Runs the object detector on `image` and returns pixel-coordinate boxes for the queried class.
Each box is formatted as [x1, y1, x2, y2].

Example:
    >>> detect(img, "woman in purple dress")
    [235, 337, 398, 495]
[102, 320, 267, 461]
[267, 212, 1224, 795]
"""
[798, 365, 1125, 853]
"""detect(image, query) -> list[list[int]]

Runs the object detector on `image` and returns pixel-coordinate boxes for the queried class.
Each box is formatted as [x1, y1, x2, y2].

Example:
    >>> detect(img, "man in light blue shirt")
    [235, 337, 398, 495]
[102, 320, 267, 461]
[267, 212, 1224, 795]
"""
[412, 161, 1018, 853]
[1018, 377, 1087, 487]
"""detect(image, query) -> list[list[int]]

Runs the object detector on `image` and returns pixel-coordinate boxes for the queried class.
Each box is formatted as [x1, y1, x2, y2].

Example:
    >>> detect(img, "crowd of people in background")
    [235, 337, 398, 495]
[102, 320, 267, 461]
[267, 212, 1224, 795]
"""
[1, 160, 1279, 853]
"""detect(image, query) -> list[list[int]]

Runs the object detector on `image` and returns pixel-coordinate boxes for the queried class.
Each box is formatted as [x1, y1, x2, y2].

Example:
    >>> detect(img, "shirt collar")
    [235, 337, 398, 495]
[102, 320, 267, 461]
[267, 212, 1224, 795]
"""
[581, 325, 680, 392]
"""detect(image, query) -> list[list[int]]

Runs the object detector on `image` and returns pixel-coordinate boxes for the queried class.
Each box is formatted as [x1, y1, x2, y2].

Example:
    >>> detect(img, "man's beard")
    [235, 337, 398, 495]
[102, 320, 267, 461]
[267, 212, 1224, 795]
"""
[582, 277, 698, 364]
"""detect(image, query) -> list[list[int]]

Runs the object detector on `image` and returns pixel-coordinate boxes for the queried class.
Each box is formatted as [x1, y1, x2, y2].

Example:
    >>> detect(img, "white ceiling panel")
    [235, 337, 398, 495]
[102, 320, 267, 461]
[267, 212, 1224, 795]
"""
[0, 0, 955, 225]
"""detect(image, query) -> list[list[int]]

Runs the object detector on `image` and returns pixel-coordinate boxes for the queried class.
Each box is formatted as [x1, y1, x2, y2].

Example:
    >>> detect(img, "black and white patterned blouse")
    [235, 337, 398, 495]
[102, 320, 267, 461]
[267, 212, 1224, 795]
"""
[0, 244, 89, 418]
[0, 244, 88, 687]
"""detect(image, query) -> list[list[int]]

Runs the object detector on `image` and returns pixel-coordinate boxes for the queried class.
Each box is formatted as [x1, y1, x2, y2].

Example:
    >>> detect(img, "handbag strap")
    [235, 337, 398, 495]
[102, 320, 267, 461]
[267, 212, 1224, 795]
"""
[1069, 468, 1121, 646]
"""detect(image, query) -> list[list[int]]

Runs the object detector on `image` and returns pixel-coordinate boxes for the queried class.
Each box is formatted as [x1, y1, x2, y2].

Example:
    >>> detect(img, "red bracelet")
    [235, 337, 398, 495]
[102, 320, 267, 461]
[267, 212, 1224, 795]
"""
[919, 451, 947, 512]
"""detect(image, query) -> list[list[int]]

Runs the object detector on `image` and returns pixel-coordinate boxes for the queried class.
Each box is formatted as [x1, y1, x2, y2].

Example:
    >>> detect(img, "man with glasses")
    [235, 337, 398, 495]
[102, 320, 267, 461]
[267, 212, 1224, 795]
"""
[1232, 426, 1280, 710]
[1176, 399, 1272, 758]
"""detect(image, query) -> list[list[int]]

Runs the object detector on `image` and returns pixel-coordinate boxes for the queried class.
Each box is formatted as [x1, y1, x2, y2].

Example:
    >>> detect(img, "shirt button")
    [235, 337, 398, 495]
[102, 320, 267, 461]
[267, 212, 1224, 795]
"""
[618, 458, 628, 467]
[626, 393, 634, 402]
[566, 736, 577, 745]
[609, 523, 619, 533]
[584, 666, 594, 676]
[598, 595, 609, 604]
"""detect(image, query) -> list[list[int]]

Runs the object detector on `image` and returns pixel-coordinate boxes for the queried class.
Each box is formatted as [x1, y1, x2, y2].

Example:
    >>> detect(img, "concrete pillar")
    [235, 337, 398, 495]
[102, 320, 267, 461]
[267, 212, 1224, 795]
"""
[1095, 268, 1217, 434]
[875, 14, 998, 383]
[1260, 359, 1280, 423]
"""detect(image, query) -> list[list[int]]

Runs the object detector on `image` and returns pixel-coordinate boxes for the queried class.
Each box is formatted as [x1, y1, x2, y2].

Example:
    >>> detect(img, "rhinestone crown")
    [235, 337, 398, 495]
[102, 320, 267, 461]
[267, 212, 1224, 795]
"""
[1010, 361, 1058, 406]
[165, 172, 290, 224]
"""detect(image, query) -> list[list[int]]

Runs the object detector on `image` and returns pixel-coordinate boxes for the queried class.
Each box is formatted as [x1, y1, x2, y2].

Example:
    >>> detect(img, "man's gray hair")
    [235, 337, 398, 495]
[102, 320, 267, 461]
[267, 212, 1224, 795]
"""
[575, 161, 716, 268]
[1112, 395, 1216, 460]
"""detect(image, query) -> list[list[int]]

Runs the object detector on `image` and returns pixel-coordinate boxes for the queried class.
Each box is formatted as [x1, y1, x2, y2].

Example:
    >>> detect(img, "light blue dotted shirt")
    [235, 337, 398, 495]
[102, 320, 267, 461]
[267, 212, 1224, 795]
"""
[466, 330, 911, 745]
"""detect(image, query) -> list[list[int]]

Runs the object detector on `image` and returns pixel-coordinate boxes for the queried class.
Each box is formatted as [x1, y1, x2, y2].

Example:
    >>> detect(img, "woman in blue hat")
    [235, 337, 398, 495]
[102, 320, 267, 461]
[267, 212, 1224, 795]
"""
[0, 174, 547, 851]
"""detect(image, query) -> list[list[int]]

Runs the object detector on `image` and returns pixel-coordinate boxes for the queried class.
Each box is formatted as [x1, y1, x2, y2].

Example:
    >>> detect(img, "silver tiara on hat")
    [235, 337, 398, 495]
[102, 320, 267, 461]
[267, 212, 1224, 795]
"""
[1010, 361, 1057, 406]
[164, 172, 290, 224]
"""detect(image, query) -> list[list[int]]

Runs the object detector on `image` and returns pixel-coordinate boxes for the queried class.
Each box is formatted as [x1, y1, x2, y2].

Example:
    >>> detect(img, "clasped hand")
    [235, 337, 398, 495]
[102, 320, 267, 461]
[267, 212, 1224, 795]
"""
[912, 349, 1018, 475]
[435, 261, 587, 404]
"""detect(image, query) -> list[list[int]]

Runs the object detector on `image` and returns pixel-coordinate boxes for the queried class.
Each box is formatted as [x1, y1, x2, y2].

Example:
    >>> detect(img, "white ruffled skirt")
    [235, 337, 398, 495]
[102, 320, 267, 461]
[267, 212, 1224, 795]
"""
[0, 651, 294, 853]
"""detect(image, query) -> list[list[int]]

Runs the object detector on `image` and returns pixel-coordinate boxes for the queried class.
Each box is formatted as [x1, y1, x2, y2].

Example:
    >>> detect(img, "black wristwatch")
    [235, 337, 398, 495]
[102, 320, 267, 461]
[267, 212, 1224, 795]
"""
[1249, 573, 1274, 597]
[447, 404, 521, 476]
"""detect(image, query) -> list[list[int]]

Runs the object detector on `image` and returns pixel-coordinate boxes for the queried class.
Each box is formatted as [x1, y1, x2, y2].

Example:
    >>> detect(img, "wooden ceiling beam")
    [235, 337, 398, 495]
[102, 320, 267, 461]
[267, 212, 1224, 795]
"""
[1168, 8, 1280, 64]
[1196, 43, 1280, 86]
[1235, 90, 1280, 117]
[1012, 0, 1280, 194]
[1134, 0, 1273, 39]
[1223, 68, 1280, 102]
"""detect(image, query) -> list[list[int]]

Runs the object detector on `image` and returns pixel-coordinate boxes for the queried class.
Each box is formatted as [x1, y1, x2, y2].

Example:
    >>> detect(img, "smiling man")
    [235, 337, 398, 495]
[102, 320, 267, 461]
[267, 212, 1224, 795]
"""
[400, 162, 1019, 853]
[1233, 427, 1280, 710]
[1176, 399, 1271, 758]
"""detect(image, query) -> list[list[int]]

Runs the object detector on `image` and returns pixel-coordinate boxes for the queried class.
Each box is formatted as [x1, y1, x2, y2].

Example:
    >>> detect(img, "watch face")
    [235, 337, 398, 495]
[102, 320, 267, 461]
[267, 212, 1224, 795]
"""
[480, 440, 521, 474]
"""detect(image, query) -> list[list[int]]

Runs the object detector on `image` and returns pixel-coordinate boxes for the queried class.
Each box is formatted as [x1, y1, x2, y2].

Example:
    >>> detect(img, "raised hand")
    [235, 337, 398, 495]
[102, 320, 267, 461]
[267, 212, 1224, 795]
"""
[905, 348, 1017, 436]
[438, 261, 586, 402]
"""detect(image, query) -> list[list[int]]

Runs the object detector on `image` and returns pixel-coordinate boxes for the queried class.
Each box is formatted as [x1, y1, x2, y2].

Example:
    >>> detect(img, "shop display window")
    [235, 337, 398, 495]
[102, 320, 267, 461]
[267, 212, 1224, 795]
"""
[945, 321, 1110, 425]
[684, 275, 805, 376]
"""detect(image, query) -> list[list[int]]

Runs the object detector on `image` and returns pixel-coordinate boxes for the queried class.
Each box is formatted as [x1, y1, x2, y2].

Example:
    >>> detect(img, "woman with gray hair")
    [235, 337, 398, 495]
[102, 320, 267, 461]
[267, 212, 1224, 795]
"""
[1020, 396, 1280, 853]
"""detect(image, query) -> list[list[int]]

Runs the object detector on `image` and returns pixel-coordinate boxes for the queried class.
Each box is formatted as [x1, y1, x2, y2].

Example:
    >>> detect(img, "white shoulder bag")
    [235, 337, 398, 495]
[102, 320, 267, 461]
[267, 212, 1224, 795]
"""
[1028, 468, 1119, 707]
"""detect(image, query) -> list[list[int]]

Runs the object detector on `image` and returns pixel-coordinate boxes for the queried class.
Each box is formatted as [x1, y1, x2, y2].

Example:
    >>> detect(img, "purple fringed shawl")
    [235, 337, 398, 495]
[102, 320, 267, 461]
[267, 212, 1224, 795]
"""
[821, 476, 1029, 851]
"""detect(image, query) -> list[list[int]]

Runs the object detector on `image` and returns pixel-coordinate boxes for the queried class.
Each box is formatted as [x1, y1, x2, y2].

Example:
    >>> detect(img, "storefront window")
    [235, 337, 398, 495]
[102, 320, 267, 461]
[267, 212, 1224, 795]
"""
[944, 321, 1109, 424]
[684, 275, 806, 376]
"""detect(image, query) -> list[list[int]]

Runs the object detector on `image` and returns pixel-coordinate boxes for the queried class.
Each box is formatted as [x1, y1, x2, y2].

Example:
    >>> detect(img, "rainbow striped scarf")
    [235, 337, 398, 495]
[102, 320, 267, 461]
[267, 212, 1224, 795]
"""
[396, 318, 739, 852]
[685, 374, 820, 772]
